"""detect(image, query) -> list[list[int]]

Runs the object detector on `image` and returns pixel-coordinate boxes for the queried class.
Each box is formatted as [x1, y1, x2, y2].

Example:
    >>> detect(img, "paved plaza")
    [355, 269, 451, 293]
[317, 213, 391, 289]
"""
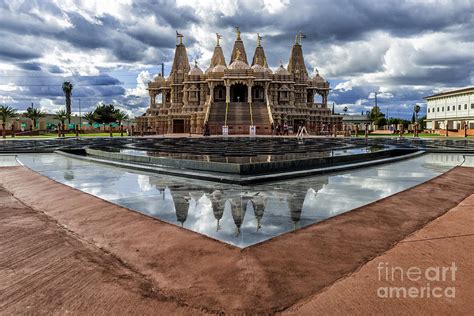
[0, 163, 473, 314]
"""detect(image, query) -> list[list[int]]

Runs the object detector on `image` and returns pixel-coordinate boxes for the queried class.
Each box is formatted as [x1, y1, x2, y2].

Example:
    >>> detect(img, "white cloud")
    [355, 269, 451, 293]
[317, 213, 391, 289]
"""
[39, 98, 64, 113]
[263, 0, 290, 14]
[334, 81, 353, 92]
[0, 83, 19, 92]
[126, 70, 154, 98]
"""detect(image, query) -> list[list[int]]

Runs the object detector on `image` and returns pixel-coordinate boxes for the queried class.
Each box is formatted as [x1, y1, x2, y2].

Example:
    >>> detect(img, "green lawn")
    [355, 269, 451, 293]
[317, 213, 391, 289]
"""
[5, 132, 126, 138]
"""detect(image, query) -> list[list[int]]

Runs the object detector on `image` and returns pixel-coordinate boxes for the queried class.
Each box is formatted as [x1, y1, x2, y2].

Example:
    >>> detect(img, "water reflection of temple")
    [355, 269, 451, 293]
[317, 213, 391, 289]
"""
[145, 176, 329, 234]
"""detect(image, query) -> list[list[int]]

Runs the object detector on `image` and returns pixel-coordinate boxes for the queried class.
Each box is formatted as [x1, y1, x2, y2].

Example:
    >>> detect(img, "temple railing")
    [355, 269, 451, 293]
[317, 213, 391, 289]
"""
[265, 91, 274, 124]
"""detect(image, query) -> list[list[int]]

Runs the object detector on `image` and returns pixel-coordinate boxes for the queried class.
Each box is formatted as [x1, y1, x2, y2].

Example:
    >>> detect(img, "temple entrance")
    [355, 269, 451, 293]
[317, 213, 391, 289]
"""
[172, 119, 185, 133]
[230, 83, 247, 102]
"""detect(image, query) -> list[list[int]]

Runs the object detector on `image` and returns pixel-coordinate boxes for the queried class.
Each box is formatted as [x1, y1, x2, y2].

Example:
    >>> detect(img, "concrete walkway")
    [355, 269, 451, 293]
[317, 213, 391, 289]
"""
[0, 180, 201, 315]
[1, 165, 473, 314]
[283, 193, 474, 315]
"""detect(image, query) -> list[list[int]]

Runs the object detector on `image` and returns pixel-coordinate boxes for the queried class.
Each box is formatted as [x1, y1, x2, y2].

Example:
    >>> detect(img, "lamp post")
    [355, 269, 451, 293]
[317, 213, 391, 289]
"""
[78, 98, 82, 129]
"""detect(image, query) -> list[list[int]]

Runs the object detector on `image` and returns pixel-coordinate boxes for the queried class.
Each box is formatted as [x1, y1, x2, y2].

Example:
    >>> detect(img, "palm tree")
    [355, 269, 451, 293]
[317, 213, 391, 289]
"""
[83, 111, 96, 129]
[54, 109, 69, 137]
[25, 107, 45, 130]
[62, 81, 73, 123]
[114, 110, 129, 136]
[0, 105, 18, 138]
[93, 103, 119, 137]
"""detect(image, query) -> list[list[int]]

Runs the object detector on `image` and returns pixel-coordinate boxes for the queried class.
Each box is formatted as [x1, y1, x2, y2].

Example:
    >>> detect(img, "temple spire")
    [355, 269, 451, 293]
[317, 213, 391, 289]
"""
[208, 34, 226, 70]
[230, 26, 248, 64]
[171, 31, 190, 75]
[288, 33, 308, 78]
[251, 33, 267, 67]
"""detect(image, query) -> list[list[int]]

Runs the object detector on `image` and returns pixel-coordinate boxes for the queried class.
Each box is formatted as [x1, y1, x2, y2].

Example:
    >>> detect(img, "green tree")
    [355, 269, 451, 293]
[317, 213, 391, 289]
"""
[83, 111, 97, 127]
[25, 106, 45, 130]
[414, 104, 421, 121]
[54, 109, 70, 137]
[114, 110, 129, 136]
[0, 105, 18, 138]
[417, 115, 427, 130]
[93, 104, 120, 137]
[62, 81, 73, 122]
[369, 105, 386, 126]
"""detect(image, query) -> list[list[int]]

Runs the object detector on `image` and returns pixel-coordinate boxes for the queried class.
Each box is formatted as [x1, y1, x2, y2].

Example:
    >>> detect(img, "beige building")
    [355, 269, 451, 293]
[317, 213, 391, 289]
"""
[425, 86, 474, 130]
[137, 28, 342, 135]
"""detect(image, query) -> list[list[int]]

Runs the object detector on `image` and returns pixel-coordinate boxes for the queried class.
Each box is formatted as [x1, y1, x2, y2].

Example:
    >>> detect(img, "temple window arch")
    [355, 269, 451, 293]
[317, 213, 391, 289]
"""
[252, 85, 264, 102]
[214, 84, 226, 101]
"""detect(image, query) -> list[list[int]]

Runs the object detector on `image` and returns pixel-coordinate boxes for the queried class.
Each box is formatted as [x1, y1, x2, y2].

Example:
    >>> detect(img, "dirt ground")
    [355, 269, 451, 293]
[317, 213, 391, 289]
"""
[1, 166, 474, 314]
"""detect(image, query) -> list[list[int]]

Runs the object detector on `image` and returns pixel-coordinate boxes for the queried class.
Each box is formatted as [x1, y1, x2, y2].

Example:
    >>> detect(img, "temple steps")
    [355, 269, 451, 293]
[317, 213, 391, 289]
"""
[207, 101, 271, 134]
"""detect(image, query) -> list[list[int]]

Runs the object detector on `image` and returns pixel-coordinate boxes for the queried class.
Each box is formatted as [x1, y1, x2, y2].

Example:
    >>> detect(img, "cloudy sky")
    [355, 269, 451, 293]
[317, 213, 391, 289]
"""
[0, 0, 473, 118]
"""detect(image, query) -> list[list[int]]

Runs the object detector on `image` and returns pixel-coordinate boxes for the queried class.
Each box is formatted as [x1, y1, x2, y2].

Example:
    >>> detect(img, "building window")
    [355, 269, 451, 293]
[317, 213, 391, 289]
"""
[465, 104, 468, 110]
[442, 107, 444, 111]
[427, 108, 430, 113]
[471, 103, 474, 109]
[437, 107, 439, 112]
[458, 104, 461, 110]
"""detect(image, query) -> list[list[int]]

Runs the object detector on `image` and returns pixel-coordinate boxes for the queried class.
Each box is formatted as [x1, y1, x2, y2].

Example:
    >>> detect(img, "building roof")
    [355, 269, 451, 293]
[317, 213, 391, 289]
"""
[424, 86, 474, 100]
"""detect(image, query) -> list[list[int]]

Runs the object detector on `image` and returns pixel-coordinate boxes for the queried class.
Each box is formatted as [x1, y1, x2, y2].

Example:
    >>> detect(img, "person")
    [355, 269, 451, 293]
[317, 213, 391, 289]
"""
[271, 122, 275, 136]
[283, 122, 289, 136]
[203, 121, 210, 136]
[276, 122, 281, 136]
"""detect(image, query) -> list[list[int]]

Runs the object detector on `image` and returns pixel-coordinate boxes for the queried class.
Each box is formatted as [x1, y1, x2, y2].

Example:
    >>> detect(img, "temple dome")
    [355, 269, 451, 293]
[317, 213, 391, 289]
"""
[210, 64, 227, 73]
[313, 69, 326, 83]
[154, 74, 165, 82]
[251, 64, 273, 75]
[228, 59, 250, 70]
[188, 63, 203, 76]
[251, 64, 266, 72]
[275, 63, 290, 76]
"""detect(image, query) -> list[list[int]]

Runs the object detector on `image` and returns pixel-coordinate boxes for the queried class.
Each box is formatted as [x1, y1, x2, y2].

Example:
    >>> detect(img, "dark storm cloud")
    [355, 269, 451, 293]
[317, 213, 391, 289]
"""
[131, 0, 199, 29]
[0, 40, 43, 61]
[16, 62, 42, 71]
[48, 65, 65, 74]
[0, 0, 472, 119]
[216, 0, 474, 44]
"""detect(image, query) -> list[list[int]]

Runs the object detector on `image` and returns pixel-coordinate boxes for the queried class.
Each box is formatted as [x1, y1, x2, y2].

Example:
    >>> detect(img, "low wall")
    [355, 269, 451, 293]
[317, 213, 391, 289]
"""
[84, 147, 415, 175]
[434, 129, 474, 137]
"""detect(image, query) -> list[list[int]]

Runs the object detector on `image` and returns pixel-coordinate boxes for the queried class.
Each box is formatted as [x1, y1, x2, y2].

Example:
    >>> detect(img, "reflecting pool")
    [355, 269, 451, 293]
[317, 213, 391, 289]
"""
[17, 153, 473, 247]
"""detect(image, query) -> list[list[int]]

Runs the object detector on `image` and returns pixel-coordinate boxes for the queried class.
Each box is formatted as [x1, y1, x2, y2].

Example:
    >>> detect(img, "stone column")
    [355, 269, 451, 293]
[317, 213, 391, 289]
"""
[162, 91, 166, 107]
[150, 90, 156, 108]
[225, 84, 230, 127]
[226, 84, 230, 103]
[248, 84, 253, 126]
[168, 118, 173, 134]
[190, 115, 196, 134]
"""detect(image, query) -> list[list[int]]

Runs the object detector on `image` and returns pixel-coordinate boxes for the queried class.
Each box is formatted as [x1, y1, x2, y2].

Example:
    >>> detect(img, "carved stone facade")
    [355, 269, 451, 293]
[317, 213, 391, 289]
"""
[137, 29, 342, 135]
